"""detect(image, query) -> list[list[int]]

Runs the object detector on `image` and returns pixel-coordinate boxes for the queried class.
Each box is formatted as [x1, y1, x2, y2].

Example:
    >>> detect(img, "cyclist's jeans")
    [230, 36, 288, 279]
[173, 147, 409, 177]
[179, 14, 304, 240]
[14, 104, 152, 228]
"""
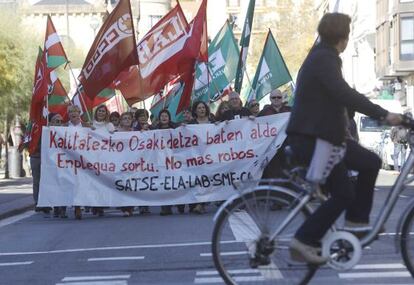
[288, 135, 381, 245]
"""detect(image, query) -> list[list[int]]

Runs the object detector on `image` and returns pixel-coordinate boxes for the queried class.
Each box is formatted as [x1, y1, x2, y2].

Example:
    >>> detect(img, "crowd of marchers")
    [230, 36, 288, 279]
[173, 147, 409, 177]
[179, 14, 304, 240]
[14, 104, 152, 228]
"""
[22, 89, 291, 220]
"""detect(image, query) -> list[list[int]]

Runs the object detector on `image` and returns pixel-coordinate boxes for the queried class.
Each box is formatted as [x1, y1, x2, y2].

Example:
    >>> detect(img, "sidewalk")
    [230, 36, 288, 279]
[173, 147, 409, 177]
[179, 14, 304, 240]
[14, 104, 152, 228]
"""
[0, 169, 34, 220]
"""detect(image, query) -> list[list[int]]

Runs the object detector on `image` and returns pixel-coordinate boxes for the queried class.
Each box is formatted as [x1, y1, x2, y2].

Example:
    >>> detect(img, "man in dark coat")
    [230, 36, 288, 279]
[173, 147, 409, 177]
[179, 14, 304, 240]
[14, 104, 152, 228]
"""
[258, 89, 291, 116]
[220, 91, 251, 121]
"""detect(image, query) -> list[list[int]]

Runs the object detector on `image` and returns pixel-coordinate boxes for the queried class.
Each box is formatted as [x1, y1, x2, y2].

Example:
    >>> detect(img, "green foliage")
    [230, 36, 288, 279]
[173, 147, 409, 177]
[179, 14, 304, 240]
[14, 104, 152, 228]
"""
[0, 11, 38, 125]
[247, 0, 318, 81]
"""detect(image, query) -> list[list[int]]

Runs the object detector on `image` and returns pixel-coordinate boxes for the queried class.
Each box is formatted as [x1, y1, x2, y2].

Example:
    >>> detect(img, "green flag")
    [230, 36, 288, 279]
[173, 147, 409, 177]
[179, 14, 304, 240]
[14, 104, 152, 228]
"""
[193, 21, 239, 103]
[234, 0, 255, 94]
[247, 31, 292, 102]
[150, 80, 185, 123]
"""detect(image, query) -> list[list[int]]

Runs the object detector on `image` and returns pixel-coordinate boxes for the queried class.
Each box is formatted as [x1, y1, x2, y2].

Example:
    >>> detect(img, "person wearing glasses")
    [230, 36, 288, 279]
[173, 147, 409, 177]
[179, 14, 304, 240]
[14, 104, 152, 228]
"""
[66, 105, 91, 219]
[258, 89, 291, 117]
[247, 100, 260, 116]
[48, 113, 68, 218]
[258, 89, 292, 180]
[286, 13, 402, 264]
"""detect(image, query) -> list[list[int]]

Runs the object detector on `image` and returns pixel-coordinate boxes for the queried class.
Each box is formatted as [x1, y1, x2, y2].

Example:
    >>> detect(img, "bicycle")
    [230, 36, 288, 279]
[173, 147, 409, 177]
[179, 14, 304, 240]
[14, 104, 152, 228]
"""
[211, 116, 414, 285]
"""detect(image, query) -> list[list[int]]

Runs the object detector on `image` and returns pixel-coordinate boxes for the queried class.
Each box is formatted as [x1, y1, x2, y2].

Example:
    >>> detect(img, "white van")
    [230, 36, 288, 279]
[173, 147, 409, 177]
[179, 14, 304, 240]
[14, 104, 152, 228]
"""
[355, 99, 404, 169]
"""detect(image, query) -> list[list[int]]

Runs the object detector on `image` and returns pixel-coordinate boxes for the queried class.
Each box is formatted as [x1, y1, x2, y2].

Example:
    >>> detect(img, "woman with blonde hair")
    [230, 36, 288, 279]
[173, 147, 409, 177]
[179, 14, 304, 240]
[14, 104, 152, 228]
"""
[92, 105, 115, 217]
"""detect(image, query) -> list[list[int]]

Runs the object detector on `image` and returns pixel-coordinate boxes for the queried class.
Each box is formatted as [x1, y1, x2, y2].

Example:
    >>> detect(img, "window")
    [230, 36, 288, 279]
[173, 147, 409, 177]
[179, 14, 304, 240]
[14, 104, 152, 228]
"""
[400, 16, 414, 60]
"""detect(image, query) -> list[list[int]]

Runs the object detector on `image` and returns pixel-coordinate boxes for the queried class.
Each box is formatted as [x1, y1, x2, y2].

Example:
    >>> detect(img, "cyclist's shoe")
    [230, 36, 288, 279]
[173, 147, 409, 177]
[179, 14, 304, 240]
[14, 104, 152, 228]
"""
[289, 238, 328, 265]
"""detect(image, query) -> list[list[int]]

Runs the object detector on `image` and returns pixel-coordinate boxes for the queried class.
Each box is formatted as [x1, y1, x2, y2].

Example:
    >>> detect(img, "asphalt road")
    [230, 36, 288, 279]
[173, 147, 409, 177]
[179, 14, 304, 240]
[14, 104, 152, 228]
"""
[0, 171, 414, 285]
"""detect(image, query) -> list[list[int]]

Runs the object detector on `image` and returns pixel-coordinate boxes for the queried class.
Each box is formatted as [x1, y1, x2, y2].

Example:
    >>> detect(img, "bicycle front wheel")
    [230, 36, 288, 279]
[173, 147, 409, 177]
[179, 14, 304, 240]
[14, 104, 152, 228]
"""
[400, 206, 414, 278]
[211, 189, 316, 285]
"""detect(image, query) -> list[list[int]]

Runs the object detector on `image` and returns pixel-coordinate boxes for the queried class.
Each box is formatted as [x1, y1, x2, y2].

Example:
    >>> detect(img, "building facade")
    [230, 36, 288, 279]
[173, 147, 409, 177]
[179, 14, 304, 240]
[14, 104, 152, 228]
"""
[376, 0, 414, 110]
[19, 0, 108, 53]
[316, 0, 379, 97]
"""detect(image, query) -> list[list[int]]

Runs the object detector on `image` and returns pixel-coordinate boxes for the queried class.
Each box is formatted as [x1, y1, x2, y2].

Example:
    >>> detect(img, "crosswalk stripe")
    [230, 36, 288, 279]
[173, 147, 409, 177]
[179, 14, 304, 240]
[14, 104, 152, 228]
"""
[200, 251, 247, 257]
[353, 263, 406, 270]
[56, 281, 127, 285]
[194, 277, 223, 284]
[196, 269, 260, 276]
[62, 275, 130, 281]
[0, 261, 33, 266]
[56, 280, 128, 285]
[87, 256, 144, 261]
[195, 275, 265, 284]
[339, 271, 411, 279]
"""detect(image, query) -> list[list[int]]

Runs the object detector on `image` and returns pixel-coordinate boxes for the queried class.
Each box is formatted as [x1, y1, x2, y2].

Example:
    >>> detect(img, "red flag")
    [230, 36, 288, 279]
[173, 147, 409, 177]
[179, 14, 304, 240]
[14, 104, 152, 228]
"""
[44, 15, 69, 69]
[32, 16, 69, 105]
[79, 0, 138, 100]
[116, 0, 208, 106]
[114, 65, 141, 105]
[28, 121, 43, 155]
[28, 47, 47, 155]
[48, 72, 71, 121]
[122, 3, 190, 104]
[176, 0, 208, 113]
[31, 50, 50, 111]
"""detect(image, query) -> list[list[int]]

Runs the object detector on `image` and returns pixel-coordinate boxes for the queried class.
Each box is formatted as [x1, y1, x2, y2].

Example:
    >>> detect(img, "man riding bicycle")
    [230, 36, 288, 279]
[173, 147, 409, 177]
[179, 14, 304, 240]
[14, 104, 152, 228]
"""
[286, 12, 403, 265]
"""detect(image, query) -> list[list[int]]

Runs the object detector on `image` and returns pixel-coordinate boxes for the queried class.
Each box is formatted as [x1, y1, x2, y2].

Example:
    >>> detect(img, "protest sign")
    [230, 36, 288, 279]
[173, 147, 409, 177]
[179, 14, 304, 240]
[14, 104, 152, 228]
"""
[38, 113, 289, 207]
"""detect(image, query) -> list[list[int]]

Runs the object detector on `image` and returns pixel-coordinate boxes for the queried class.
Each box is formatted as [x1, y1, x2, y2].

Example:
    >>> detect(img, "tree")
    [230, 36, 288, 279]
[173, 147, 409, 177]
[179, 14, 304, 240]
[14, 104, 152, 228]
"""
[0, 11, 38, 124]
[247, 0, 318, 82]
[0, 11, 39, 177]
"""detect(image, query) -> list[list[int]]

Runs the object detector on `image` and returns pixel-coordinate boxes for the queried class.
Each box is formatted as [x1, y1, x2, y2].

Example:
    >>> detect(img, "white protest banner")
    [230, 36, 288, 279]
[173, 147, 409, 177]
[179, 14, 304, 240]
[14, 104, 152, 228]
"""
[38, 113, 289, 207]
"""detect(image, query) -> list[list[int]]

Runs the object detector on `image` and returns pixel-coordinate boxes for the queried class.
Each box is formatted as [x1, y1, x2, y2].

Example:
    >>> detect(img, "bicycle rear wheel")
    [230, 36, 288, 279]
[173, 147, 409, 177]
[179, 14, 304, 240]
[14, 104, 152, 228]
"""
[212, 188, 316, 285]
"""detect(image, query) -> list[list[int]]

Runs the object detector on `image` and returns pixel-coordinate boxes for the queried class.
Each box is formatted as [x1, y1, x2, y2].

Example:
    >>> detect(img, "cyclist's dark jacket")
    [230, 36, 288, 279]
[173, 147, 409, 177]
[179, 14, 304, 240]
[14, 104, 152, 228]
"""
[286, 41, 388, 145]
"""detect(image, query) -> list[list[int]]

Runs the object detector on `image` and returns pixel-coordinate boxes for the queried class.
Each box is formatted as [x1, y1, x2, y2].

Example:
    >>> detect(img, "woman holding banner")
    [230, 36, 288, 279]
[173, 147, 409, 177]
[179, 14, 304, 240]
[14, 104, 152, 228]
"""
[66, 105, 91, 220]
[49, 113, 68, 218]
[188, 101, 214, 214]
[117, 112, 135, 217]
[155, 109, 184, 215]
[91, 105, 115, 217]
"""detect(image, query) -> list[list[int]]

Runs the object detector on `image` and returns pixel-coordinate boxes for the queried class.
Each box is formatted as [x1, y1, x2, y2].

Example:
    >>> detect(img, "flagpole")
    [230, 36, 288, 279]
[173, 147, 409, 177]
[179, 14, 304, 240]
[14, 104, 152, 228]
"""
[45, 93, 49, 127]
[162, 88, 167, 110]
[66, 62, 93, 123]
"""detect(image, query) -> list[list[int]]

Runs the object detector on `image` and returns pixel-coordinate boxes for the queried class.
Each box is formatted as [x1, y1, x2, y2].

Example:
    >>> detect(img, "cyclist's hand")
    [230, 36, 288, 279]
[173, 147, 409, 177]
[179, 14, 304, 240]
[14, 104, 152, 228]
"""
[385, 112, 403, 126]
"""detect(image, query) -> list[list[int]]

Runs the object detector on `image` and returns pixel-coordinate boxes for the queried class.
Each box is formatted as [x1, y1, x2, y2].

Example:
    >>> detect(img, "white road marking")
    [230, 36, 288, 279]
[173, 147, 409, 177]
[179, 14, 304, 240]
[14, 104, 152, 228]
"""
[200, 251, 247, 257]
[194, 277, 223, 284]
[56, 281, 127, 285]
[194, 276, 265, 284]
[0, 240, 237, 257]
[339, 271, 411, 278]
[87, 256, 144, 261]
[61, 275, 130, 281]
[0, 211, 35, 229]
[196, 269, 260, 276]
[353, 263, 406, 270]
[0, 261, 33, 266]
